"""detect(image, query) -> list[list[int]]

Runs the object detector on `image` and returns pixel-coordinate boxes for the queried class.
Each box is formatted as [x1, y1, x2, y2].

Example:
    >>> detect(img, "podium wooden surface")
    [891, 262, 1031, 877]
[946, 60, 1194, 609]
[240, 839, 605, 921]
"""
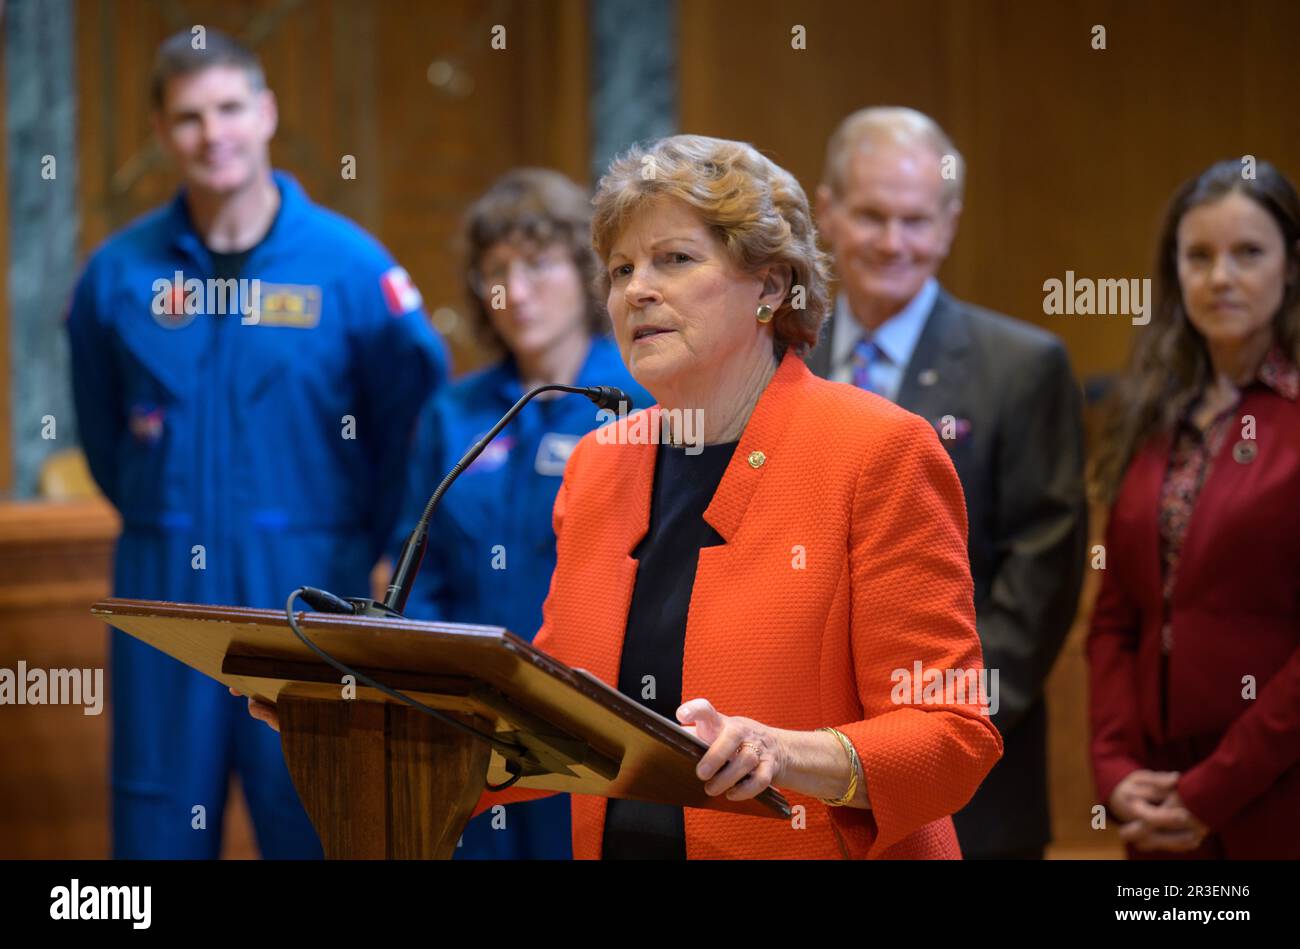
[92, 597, 789, 858]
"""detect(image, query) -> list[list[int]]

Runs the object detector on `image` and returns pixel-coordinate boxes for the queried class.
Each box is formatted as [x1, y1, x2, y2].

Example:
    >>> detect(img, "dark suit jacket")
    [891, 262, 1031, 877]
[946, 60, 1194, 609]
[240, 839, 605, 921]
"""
[808, 288, 1087, 856]
[1088, 382, 1300, 858]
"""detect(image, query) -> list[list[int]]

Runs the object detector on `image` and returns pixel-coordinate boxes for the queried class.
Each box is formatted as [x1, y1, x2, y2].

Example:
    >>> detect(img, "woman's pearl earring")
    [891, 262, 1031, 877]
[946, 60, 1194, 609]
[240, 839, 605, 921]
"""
[756, 304, 774, 324]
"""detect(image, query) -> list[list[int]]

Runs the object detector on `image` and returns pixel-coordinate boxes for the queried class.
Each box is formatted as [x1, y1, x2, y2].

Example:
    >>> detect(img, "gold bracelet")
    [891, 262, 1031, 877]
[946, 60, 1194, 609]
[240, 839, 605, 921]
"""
[817, 727, 860, 807]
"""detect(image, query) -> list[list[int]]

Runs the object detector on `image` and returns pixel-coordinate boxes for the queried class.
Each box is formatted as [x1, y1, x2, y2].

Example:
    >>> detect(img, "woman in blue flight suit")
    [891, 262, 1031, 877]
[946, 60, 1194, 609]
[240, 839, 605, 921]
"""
[395, 169, 649, 859]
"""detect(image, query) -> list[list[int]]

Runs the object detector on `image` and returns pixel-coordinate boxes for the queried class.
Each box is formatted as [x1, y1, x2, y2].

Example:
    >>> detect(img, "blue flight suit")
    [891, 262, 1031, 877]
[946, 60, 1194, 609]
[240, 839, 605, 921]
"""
[66, 171, 448, 858]
[396, 334, 648, 859]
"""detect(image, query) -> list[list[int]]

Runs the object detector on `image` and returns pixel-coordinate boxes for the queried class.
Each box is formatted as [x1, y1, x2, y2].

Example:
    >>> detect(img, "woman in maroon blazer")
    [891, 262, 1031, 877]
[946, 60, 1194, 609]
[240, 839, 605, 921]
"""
[1088, 159, 1300, 859]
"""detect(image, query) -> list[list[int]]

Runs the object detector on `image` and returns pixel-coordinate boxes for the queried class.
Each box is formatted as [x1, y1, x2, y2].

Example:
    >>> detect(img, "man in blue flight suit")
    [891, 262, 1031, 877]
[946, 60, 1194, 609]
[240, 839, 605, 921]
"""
[66, 30, 447, 858]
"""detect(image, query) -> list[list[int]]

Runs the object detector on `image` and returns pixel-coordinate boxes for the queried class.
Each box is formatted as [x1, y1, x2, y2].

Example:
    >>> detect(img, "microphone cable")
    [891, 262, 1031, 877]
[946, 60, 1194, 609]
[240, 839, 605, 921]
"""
[281, 587, 525, 792]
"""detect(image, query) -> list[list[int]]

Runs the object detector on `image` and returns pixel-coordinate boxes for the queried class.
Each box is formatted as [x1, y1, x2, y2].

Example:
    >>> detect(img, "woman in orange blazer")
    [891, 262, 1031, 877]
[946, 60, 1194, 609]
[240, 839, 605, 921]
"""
[247, 134, 1003, 859]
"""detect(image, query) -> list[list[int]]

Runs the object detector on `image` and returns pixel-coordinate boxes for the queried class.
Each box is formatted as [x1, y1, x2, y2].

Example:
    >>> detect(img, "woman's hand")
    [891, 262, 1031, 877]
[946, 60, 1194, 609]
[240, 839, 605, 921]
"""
[1109, 769, 1207, 852]
[1119, 788, 1209, 853]
[1108, 769, 1179, 821]
[229, 686, 281, 733]
[676, 698, 786, 801]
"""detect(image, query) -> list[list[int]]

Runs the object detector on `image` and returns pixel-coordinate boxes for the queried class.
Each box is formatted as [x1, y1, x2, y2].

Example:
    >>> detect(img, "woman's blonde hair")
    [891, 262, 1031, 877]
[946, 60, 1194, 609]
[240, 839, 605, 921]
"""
[592, 135, 832, 360]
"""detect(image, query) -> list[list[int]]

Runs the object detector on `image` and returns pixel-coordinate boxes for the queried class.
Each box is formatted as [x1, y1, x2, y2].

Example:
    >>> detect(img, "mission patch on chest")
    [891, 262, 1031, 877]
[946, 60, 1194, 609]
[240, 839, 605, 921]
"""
[253, 283, 323, 328]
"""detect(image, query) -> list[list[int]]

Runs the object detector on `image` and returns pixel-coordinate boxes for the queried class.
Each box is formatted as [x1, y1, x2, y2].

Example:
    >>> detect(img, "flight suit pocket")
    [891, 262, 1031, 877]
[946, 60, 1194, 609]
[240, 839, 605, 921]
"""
[113, 319, 198, 524]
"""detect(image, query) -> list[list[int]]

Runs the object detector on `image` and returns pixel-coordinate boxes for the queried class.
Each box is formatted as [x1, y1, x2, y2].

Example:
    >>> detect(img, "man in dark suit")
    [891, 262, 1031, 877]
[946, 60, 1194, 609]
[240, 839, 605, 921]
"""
[808, 107, 1087, 859]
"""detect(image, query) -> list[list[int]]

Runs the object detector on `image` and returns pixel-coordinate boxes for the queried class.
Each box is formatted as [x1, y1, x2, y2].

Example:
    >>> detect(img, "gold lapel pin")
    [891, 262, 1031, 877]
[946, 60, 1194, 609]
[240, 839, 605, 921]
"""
[747, 450, 766, 469]
[1233, 440, 1258, 464]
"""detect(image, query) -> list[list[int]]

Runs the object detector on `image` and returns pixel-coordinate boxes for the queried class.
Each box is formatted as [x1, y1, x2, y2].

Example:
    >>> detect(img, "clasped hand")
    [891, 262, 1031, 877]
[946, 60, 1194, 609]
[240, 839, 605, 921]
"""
[1109, 769, 1208, 852]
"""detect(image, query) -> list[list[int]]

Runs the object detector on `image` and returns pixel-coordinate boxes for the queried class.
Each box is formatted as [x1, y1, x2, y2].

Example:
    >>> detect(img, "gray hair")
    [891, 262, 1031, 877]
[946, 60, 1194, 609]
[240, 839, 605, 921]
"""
[822, 106, 965, 208]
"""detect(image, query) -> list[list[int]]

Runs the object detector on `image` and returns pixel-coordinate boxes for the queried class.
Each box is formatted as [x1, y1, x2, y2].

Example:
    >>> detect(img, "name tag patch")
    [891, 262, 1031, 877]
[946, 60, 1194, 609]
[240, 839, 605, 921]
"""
[535, 432, 579, 476]
[252, 284, 322, 328]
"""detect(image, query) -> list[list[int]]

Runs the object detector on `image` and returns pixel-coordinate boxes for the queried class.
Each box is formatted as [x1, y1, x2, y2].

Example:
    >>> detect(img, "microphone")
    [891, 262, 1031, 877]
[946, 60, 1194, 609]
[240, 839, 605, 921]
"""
[583, 384, 634, 412]
[321, 382, 633, 618]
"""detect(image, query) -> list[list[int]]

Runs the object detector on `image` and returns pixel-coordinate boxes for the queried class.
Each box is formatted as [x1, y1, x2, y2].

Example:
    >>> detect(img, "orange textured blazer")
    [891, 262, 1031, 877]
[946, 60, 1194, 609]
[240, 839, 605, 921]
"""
[472, 351, 1003, 858]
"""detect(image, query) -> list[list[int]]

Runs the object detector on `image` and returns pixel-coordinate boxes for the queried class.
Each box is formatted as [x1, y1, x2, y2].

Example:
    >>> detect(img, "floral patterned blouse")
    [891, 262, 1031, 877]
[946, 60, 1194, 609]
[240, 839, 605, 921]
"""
[1158, 344, 1300, 652]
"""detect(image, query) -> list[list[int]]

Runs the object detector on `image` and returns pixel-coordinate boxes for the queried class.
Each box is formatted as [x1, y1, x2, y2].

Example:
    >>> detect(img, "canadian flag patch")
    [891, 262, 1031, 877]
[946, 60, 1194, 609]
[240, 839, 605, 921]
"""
[379, 266, 423, 316]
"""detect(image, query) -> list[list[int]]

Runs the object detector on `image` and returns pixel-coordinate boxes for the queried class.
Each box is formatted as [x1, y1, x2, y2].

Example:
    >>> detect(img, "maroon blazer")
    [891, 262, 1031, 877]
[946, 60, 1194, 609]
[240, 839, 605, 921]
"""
[1088, 381, 1300, 857]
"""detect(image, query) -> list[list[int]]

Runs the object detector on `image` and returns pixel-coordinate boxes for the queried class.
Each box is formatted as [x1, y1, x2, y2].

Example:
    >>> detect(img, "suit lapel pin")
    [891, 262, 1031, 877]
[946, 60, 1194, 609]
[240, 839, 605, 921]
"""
[1232, 440, 1258, 464]
[918, 368, 939, 387]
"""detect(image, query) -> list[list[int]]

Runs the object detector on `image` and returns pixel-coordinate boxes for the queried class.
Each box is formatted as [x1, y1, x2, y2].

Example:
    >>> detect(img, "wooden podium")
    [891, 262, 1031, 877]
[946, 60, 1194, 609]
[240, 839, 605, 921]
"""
[92, 597, 790, 859]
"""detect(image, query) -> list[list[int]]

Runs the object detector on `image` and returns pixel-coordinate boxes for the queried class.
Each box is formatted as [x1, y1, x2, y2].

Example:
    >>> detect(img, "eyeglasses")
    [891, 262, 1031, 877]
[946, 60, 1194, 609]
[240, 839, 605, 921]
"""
[471, 249, 571, 297]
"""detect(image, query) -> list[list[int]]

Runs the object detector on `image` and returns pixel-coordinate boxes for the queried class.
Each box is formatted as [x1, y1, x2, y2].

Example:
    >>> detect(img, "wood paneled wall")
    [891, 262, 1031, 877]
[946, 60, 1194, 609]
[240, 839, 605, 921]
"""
[0, 500, 117, 857]
[679, 0, 1300, 383]
[74, 0, 589, 371]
